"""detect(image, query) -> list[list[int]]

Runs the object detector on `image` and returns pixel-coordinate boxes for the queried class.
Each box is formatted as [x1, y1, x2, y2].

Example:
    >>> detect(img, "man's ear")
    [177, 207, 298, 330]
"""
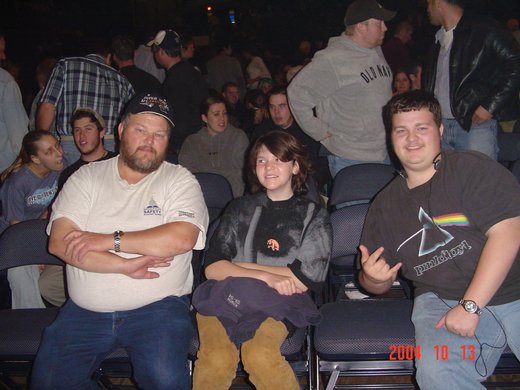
[118, 122, 125, 140]
[439, 123, 444, 137]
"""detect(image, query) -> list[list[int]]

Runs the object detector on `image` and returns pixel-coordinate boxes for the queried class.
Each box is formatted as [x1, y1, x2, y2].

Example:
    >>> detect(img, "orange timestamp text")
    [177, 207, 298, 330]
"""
[389, 345, 477, 361]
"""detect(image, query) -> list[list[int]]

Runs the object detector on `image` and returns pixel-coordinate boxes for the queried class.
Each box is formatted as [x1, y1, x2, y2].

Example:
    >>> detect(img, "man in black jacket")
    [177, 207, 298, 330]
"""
[422, 0, 520, 160]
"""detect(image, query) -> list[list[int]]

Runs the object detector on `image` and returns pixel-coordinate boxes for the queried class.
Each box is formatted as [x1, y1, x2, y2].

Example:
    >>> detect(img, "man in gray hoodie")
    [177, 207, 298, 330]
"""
[288, 0, 396, 177]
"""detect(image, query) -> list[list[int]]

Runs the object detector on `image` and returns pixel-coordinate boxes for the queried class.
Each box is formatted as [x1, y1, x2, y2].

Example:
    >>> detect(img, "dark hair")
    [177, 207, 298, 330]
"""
[245, 89, 268, 110]
[267, 85, 288, 100]
[180, 33, 194, 49]
[70, 109, 104, 131]
[200, 95, 227, 116]
[112, 34, 135, 61]
[394, 20, 413, 35]
[445, 0, 465, 7]
[1, 130, 58, 183]
[247, 130, 310, 195]
[221, 81, 238, 93]
[382, 90, 442, 136]
[215, 37, 232, 53]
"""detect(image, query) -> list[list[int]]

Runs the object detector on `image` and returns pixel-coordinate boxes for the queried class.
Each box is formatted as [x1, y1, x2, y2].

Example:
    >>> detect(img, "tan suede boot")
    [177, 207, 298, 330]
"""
[241, 317, 300, 390]
[192, 314, 240, 390]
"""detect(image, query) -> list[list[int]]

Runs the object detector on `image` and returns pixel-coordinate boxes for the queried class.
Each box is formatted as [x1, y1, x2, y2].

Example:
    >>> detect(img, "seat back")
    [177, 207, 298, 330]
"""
[330, 203, 370, 260]
[0, 219, 64, 271]
[329, 163, 395, 210]
[498, 132, 520, 164]
[327, 203, 370, 299]
[194, 172, 234, 223]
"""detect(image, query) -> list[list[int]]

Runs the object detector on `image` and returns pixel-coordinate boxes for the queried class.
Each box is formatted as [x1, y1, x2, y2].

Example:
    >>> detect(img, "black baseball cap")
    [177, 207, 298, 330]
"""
[123, 93, 175, 128]
[344, 0, 396, 26]
[146, 29, 182, 53]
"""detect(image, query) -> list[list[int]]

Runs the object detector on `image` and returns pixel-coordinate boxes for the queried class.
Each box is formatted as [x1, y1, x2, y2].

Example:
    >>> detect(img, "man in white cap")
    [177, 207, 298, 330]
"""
[288, 0, 396, 177]
[32, 92, 208, 390]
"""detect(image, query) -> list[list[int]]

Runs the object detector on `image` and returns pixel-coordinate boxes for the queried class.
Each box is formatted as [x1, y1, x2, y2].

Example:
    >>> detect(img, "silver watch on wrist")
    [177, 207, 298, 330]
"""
[113, 230, 124, 253]
[459, 299, 482, 315]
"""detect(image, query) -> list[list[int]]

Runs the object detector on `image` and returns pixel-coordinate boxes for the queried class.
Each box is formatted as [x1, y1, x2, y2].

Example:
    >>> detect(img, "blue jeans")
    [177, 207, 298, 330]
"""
[327, 155, 390, 178]
[31, 295, 193, 390]
[441, 118, 499, 160]
[412, 292, 520, 390]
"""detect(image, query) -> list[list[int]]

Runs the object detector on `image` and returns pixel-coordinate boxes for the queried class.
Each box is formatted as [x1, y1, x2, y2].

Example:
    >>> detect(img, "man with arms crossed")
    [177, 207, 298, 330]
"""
[360, 90, 520, 389]
[31, 93, 208, 389]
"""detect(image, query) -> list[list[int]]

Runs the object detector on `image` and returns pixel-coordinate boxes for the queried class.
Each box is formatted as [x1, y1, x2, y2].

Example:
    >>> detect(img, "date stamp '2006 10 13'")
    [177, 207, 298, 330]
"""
[389, 345, 477, 361]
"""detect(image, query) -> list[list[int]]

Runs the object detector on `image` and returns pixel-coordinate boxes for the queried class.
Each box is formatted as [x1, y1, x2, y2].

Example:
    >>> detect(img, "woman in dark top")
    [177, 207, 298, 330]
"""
[192, 130, 331, 390]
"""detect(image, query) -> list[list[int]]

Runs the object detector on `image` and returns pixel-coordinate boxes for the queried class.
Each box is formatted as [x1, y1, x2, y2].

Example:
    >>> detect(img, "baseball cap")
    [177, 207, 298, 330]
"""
[123, 93, 175, 128]
[146, 29, 181, 53]
[72, 107, 106, 129]
[344, 0, 396, 26]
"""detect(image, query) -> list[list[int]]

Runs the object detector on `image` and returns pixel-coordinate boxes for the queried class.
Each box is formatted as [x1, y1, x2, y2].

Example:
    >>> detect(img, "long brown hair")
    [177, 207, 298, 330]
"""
[247, 130, 311, 195]
[0, 130, 56, 183]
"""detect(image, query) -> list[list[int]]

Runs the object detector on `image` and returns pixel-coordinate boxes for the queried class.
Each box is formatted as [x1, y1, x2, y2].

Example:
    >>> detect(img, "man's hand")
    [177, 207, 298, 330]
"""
[64, 230, 112, 263]
[122, 255, 174, 279]
[472, 105, 492, 126]
[359, 245, 402, 285]
[260, 272, 303, 296]
[435, 305, 480, 337]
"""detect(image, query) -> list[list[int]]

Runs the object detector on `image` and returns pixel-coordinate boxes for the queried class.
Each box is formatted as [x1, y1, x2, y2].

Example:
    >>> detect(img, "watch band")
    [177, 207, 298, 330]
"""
[114, 230, 124, 253]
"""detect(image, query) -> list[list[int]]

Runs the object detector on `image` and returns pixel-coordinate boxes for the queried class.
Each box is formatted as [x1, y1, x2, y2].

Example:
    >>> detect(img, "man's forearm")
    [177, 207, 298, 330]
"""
[36, 102, 56, 131]
[119, 222, 200, 257]
[49, 229, 127, 273]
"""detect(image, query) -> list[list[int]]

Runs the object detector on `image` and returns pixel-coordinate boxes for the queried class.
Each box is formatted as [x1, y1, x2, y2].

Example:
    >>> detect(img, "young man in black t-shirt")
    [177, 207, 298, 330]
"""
[360, 90, 520, 390]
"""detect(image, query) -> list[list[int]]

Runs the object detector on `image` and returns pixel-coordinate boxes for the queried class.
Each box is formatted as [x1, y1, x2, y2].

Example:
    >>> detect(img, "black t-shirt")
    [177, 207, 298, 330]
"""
[361, 151, 520, 305]
[57, 151, 117, 193]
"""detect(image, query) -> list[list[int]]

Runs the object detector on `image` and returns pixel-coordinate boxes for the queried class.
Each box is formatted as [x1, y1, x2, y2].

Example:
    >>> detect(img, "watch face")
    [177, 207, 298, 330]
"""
[464, 301, 477, 313]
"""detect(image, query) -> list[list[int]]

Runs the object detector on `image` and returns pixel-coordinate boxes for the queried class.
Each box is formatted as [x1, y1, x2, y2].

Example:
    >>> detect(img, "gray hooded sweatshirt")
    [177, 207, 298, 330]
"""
[288, 33, 392, 161]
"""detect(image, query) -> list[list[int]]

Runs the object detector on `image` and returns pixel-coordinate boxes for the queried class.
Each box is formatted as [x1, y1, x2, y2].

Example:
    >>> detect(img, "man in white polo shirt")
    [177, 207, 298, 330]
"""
[31, 92, 208, 390]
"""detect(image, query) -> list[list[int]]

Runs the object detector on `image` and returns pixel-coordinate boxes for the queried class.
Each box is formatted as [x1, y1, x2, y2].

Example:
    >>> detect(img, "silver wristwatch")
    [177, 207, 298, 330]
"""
[459, 299, 482, 315]
[113, 230, 124, 253]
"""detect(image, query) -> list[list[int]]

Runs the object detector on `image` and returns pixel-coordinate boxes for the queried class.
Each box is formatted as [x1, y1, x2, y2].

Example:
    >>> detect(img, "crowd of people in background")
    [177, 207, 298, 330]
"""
[0, 0, 519, 388]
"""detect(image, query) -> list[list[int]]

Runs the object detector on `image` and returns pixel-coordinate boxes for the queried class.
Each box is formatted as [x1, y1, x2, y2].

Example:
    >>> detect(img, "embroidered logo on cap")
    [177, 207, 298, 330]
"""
[140, 95, 170, 115]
